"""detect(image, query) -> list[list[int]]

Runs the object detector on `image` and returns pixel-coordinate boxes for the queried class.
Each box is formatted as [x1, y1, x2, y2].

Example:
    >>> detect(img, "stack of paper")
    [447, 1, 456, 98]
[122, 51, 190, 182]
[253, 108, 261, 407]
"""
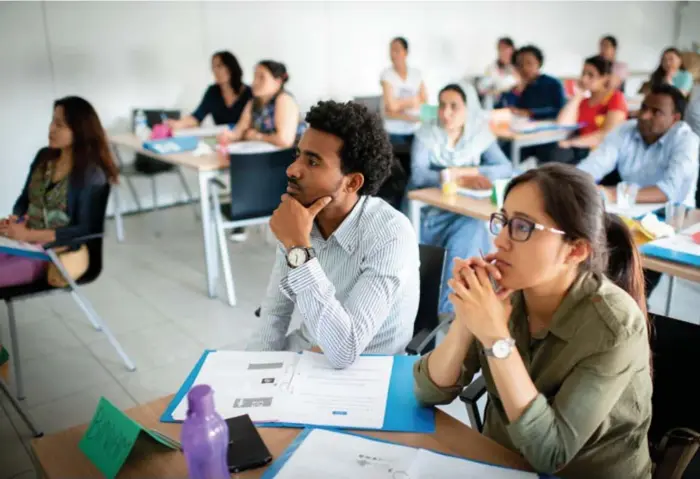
[641, 223, 700, 267]
[169, 351, 393, 430]
[264, 429, 538, 479]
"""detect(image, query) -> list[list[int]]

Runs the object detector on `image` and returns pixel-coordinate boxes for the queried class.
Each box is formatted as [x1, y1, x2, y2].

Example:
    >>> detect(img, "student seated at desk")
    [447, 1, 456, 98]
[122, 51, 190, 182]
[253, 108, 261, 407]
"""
[646, 48, 694, 98]
[218, 60, 300, 149]
[0, 96, 118, 288]
[507, 45, 566, 164]
[168, 51, 253, 130]
[380, 36, 428, 144]
[247, 100, 420, 369]
[410, 83, 512, 318]
[477, 37, 519, 109]
[414, 164, 653, 478]
[556, 55, 628, 163]
[599, 35, 628, 93]
[577, 84, 699, 297]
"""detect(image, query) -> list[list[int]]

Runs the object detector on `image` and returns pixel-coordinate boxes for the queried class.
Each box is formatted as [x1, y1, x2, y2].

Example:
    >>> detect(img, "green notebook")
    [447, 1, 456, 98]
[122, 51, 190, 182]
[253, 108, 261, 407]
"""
[79, 397, 180, 479]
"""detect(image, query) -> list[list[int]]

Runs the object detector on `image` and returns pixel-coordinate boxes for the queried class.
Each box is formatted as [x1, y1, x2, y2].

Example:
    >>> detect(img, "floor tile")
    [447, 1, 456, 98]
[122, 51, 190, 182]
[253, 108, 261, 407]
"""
[14, 345, 114, 409]
[115, 353, 204, 404]
[86, 322, 204, 376]
[26, 381, 136, 435]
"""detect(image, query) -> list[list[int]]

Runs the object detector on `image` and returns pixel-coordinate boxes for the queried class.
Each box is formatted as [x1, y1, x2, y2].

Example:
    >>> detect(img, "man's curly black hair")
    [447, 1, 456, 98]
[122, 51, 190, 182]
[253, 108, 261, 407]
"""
[304, 100, 394, 196]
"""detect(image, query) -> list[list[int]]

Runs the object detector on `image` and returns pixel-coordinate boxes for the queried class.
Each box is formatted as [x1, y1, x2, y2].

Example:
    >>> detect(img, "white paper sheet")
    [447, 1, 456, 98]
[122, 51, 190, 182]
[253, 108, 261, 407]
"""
[227, 141, 281, 154]
[457, 187, 492, 199]
[406, 449, 538, 479]
[646, 222, 700, 257]
[173, 125, 230, 138]
[274, 429, 417, 479]
[0, 236, 45, 256]
[171, 351, 299, 421]
[284, 352, 393, 429]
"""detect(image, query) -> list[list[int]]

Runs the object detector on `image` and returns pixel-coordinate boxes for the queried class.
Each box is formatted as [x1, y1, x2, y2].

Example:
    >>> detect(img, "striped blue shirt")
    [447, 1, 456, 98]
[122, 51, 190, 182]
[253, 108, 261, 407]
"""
[247, 196, 420, 368]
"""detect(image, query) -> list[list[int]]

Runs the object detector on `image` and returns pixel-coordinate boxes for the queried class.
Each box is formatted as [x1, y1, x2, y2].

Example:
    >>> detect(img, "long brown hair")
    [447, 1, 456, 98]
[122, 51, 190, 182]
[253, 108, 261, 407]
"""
[505, 164, 651, 348]
[52, 96, 119, 184]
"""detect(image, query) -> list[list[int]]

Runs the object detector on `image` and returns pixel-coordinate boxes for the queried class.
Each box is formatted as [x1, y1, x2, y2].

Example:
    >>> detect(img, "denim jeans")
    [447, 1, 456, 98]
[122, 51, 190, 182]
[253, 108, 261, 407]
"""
[420, 208, 492, 315]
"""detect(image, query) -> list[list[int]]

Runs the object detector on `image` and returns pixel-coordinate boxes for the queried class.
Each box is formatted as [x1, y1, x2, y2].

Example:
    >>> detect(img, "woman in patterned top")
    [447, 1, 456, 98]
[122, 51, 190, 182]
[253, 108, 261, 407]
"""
[0, 96, 118, 288]
[217, 60, 301, 148]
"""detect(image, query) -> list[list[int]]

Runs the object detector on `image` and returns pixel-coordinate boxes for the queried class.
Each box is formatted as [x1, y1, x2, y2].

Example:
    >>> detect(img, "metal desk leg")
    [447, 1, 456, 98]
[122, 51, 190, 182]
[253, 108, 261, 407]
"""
[511, 140, 521, 169]
[198, 171, 218, 298]
[664, 275, 675, 317]
[409, 200, 423, 244]
[113, 185, 125, 242]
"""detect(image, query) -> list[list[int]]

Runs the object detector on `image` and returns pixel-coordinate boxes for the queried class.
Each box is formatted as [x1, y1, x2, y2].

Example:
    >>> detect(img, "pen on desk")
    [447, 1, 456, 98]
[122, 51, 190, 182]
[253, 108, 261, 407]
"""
[479, 249, 500, 292]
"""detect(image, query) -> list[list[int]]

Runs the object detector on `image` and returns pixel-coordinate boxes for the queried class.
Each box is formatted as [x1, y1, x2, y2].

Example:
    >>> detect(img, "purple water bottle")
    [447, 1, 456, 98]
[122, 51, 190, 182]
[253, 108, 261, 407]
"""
[182, 385, 230, 479]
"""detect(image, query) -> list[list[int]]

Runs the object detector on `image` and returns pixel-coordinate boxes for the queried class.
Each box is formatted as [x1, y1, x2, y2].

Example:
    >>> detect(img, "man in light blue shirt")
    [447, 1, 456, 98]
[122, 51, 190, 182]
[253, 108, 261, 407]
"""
[578, 84, 699, 208]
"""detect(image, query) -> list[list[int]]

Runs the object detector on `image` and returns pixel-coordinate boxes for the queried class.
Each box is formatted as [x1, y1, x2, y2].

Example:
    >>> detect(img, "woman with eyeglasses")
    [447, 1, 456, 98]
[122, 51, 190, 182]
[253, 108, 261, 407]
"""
[413, 164, 652, 478]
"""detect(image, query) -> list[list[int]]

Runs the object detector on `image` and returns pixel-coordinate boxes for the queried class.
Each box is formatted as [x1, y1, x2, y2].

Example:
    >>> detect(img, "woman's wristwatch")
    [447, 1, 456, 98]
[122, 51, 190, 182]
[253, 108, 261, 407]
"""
[483, 338, 516, 359]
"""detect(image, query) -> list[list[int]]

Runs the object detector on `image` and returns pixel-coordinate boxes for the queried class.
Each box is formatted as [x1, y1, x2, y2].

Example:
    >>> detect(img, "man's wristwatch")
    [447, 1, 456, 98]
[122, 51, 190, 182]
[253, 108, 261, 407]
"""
[286, 246, 316, 268]
[483, 338, 516, 359]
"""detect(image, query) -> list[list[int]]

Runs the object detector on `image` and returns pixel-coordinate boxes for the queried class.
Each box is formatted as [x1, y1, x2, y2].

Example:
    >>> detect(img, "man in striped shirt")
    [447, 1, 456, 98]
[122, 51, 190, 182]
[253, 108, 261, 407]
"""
[247, 100, 420, 368]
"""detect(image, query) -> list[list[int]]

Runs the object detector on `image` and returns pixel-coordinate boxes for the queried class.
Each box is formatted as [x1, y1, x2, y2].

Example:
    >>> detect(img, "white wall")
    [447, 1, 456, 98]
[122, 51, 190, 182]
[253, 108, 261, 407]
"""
[0, 1, 680, 214]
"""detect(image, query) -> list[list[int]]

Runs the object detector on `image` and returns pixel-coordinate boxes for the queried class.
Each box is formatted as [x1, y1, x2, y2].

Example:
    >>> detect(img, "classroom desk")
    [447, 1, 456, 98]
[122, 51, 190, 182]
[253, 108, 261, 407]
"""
[490, 122, 573, 168]
[407, 188, 700, 314]
[30, 395, 530, 478]
[110, 133, 228, 299]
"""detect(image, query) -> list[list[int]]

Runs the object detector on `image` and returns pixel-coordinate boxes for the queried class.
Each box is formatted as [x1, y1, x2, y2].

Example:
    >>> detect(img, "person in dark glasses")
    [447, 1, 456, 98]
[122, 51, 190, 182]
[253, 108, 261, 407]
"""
[414, 164, 652, 478]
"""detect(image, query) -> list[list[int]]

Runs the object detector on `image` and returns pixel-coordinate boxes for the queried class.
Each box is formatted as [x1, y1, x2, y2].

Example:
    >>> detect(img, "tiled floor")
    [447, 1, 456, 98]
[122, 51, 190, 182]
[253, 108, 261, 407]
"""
[1, 205, 699, 478]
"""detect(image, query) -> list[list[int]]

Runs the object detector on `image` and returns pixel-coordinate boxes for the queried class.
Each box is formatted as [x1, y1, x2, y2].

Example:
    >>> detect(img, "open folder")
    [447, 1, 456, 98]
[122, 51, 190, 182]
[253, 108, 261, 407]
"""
[262, 428, 545, 479]
[161, 351, 435, 433]
[640, 223, 700, 267]
[0, 236, 49, 260]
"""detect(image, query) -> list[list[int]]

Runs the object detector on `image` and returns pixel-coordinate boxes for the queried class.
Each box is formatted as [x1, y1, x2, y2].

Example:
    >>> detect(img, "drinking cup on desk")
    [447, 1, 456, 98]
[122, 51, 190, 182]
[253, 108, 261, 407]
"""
[616, 182, 639, 209]
[665, 202, 689, 233]
[440, 169, 457, 197]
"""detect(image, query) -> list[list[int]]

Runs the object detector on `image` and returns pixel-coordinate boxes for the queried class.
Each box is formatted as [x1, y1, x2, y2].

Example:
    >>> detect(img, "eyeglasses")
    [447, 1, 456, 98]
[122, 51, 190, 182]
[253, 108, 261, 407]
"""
[489, 212, 566, 242]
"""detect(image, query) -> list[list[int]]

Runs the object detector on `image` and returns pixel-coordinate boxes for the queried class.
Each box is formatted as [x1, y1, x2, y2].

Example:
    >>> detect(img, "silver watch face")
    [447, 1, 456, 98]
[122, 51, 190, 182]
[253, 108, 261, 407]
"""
[288, 248, 307, 267]
[491, 339, 513, 359]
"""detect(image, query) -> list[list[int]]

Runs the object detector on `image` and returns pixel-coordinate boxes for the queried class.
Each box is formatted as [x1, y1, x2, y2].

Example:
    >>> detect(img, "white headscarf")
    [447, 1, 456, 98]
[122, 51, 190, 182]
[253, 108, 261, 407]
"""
[415, 82, 496, 168]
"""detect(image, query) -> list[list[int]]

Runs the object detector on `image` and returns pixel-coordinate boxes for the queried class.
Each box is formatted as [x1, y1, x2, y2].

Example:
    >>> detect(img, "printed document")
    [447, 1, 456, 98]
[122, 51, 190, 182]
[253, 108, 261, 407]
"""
[171, 351, 393, 429]
[271, 429, 539, 479]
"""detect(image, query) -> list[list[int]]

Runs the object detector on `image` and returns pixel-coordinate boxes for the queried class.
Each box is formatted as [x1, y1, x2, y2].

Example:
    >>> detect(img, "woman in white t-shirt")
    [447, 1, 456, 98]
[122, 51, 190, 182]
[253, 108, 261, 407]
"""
[477, 37, 519, 109]
[380, 37, 428, 140]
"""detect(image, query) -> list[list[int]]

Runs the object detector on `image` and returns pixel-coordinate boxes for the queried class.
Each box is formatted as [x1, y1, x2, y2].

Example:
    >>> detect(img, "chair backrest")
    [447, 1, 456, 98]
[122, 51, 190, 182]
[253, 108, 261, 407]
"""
[227, 148, 295, 221]
[77, 182, 111, 284]
[352, 96, 382, 115]
[649, 313, 700, 443]
[130, 109, 181, 131]
[413, 244, 446, 339]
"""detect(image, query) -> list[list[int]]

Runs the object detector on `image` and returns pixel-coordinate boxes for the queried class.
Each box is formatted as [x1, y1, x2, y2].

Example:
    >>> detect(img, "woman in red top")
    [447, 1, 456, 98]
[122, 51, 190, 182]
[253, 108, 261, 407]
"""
[557, 55, 628, 159]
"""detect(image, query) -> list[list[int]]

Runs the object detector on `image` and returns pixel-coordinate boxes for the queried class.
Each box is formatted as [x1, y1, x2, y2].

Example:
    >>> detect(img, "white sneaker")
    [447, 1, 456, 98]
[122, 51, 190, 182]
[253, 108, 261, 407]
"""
[229, 227, 248, 243]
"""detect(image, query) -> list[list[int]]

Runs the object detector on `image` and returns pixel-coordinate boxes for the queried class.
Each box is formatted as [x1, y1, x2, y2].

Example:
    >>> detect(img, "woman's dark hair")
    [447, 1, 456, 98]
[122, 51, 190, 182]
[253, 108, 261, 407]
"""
[258, 60, 289, 86]
[51, 96, 119, 185]
[584, 55, 613, 76]
[496, 37, 515, 68]
[601, 35, 618, 50]
[650, 47, 686, 88]
[212, 50, 244, 95]
[504, 163, 649, 321]
[514, 45, 544, 67]
[392, 37, 409, 52]
[438, 84, 467, 104]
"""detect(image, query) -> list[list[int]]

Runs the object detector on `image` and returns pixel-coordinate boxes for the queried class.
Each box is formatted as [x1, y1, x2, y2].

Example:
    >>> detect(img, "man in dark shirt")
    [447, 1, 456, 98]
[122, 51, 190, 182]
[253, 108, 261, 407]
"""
[507, 45, 567, 164]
